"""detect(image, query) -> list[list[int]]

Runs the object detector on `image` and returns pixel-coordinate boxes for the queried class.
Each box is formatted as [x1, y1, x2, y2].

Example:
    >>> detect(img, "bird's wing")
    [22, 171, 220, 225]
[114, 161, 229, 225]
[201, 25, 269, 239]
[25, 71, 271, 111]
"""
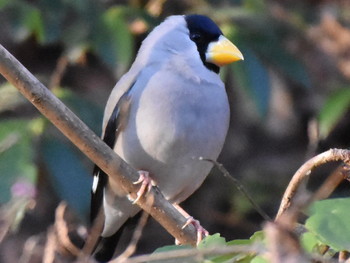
[90, 70, 137, 224]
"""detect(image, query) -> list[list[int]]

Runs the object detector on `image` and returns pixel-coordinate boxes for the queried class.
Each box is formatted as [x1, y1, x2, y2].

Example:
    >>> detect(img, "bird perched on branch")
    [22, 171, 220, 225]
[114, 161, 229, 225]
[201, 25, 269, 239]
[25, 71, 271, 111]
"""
[91, 14, 243, 261]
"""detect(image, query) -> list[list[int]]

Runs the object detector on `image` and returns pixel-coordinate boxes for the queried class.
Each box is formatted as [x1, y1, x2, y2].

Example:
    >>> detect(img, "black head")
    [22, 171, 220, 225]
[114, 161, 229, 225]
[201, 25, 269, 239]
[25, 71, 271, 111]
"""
[185, 14, 223, 73]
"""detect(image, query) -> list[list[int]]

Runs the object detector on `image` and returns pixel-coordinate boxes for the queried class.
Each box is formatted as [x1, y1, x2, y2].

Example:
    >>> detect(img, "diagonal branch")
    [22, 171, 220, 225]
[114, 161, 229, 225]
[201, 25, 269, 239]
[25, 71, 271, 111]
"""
[0, 44, 198, 247]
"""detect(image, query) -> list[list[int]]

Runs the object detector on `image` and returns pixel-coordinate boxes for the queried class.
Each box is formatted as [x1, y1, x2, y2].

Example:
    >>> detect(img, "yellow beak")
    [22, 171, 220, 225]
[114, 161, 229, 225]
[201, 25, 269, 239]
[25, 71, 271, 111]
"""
[206, 35, 244, 67]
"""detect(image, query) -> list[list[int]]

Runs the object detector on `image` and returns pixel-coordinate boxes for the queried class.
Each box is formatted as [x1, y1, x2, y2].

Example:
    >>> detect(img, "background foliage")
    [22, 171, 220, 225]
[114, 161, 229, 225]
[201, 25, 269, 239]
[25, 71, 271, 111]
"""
[0, 0, 349, 262]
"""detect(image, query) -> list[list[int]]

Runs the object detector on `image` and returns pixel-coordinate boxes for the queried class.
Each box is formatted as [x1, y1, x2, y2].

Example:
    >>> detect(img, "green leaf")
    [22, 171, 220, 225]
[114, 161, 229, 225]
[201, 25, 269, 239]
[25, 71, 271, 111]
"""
[23, 7, 44, 42]
[0, 119, 38, 202]
[224, 231, 264, 263]
[53, 87, 103, 134]
[198, 233, 227, 249]
[243, 0, 267, 12]
[36, 0, 65, 43]
[305, 198, 350, 251]
[236, 15, 311, 89]
[257, 40, 310, 89]
[251, 256, 268, 263]
[198, 234, 235, 263]
[0, 82, 26, 113]
[300, 231, 323, 253]
[230, 48, 271, 117]
[225, 24, 270, 117]
[242, 49, 270, 116]
[227, 231, 264, 247]
[0, 0, 11, 9]
[249, 231, 265, 242]
[318, 87, 350, 139]
[93, 6, 134, 76]
[150, 244, 193, 263]
[41, 87, 102, 218]
[151, 235, 231, 263]
[152, 244, 192, 254]
[60, 1, 100, 49]
[150, 232, 264, 263]
[41, 136, 91, 219]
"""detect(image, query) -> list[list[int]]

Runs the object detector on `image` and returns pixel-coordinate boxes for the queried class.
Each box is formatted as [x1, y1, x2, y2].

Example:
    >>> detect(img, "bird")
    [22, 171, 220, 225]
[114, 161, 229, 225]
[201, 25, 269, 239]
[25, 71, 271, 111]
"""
[90, 14, 244, 261]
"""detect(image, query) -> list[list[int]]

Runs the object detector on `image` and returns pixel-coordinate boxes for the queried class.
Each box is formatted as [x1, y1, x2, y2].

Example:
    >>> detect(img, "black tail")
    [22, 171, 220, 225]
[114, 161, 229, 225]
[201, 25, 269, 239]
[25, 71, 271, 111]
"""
[93, 231, 123, 262]
[92, 212, 142, 262]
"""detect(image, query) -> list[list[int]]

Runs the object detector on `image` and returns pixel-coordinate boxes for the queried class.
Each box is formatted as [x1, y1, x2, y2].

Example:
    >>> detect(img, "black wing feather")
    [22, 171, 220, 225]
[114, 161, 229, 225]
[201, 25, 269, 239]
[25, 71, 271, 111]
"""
[90, 88, 133, 224]
[90, 101, 122, 223]
[90, 86, 134, 261]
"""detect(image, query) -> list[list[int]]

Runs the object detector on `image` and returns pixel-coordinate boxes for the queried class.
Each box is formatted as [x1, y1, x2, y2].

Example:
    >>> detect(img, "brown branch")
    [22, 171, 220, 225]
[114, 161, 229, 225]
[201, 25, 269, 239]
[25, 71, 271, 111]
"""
[54, 202, 81, 257]
[264, 221, 308, 263]
[0, 44, 198, 247]
[276, 148, 350, 220]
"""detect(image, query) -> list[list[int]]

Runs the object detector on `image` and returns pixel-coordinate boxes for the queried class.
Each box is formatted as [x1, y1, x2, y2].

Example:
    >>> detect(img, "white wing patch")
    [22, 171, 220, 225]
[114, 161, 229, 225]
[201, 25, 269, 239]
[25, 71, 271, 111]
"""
[92, 175, 99, 194]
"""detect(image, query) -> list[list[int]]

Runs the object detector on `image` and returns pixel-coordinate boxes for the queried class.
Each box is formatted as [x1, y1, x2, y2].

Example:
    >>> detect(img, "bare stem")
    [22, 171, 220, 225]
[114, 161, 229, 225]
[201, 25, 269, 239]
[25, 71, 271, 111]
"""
[201, 157, 271, 222]
[276, 148, 350, 220]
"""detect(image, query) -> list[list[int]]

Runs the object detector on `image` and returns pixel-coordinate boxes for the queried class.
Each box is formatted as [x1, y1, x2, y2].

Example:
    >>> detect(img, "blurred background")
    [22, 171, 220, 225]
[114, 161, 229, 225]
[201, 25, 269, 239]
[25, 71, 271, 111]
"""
[0, 0, 349, 262]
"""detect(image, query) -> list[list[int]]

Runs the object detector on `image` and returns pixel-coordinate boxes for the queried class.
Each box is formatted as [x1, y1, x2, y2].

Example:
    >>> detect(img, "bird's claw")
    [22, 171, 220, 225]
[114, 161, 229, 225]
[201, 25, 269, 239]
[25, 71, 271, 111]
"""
[181, 216, 209, 245]
[132, 170, 154, 204]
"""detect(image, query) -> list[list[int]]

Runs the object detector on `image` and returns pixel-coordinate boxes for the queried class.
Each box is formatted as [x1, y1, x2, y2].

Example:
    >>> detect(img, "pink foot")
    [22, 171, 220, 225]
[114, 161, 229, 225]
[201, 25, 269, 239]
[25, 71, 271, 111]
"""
[132, 170, 154, 203]
[173, 204, 209, 245]
[182, 216, 209, 245]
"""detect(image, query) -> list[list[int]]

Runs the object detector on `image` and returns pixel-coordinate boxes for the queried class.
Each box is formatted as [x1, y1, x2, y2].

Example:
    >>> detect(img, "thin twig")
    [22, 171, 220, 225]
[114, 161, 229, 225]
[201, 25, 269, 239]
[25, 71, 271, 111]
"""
[276, 148, 350, 220]
[200, 157, 271, 222]
[54, 202, 81, 256]
[120, 244, 263, 263]
[43, 227, 56, 263]
[48, 56, 68, 90]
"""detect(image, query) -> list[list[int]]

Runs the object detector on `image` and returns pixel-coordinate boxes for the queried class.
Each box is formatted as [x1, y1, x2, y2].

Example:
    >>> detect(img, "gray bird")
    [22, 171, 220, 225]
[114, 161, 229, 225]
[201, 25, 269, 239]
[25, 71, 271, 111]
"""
[91, 14, 243, 261]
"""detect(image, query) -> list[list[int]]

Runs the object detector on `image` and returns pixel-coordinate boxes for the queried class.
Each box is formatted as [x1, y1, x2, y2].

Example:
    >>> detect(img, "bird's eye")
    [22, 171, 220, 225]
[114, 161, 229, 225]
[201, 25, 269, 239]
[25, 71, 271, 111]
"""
[190, 33, 202, 42]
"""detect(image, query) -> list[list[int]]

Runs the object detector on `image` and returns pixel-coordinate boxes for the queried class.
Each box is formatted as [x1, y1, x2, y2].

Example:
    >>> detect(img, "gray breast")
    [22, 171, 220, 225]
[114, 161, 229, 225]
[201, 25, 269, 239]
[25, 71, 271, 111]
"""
[114, 64, 229, 202]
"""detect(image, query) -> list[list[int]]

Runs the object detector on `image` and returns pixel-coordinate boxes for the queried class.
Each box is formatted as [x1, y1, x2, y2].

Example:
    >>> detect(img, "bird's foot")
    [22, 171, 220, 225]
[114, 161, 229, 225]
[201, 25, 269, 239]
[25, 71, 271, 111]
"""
[181, 216, 209, 245]
[132, 170, 154, 204]
[173, 204, 208, 245]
